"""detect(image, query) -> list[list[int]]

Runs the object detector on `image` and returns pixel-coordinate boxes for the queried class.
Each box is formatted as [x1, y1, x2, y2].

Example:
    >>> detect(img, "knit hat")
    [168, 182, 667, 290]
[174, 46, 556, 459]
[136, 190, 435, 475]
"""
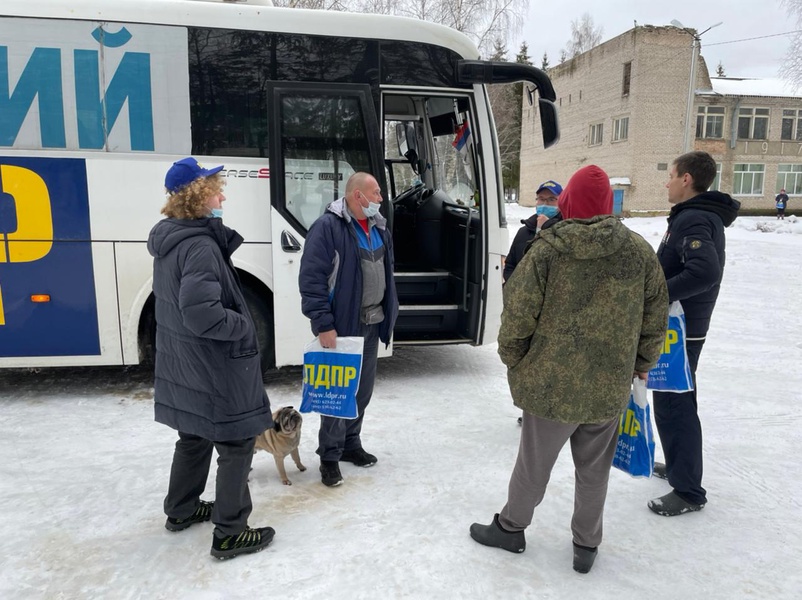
[557, 165, 613, 219]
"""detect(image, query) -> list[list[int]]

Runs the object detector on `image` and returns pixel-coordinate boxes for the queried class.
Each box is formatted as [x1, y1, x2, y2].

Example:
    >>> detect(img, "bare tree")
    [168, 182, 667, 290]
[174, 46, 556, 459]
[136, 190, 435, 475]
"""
[274, 0, 529, 57]
[781, 0, 802, 87]
[562, 12, 603, 58]
[272, 0, 349, 8]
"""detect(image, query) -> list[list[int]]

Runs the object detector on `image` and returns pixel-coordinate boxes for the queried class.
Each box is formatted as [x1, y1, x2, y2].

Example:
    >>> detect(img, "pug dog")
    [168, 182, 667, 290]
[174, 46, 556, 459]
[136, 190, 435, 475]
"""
[254, 406, 306, 485]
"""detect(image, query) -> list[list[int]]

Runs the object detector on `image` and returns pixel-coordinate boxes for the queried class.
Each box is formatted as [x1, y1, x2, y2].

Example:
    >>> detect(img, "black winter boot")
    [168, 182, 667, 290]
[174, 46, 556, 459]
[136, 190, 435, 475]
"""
[320, 461, 344, 487]
[652, 462, 668, 480]
[341, 448, 377, 467]
[572, 542, 598, 574]
[648, 491, 705, 516]
[469, 514, 525, 553]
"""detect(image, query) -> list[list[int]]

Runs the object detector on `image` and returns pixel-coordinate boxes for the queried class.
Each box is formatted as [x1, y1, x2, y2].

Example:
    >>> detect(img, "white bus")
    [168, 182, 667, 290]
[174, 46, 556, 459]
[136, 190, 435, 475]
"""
[0, 0, 559, 370]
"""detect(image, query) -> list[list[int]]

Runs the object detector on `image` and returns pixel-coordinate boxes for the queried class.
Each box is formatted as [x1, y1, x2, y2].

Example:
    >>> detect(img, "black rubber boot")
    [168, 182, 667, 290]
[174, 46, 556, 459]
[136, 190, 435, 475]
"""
[469, 514, 525, 553]
[652, 462, 668, 480]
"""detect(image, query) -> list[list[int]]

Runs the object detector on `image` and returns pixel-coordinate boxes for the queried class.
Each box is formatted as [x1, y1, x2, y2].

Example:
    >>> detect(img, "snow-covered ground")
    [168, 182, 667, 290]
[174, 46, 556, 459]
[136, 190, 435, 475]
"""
[1, 206, 801, 599]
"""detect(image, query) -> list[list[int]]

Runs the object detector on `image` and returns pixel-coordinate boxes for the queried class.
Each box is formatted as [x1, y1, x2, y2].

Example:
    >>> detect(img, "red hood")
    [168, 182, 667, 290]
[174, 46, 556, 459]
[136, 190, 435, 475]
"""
[557, 165, 613, 220]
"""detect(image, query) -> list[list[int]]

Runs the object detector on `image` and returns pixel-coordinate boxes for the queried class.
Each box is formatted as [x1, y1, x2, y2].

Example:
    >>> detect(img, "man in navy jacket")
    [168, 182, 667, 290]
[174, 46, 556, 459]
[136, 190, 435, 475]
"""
[299, 172, 398, 487]
[649, 151, 740, 517]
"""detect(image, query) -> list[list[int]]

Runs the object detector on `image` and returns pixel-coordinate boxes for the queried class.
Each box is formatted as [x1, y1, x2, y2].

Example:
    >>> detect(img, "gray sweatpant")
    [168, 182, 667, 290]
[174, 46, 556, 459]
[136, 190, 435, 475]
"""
[498, 413, 619, 548]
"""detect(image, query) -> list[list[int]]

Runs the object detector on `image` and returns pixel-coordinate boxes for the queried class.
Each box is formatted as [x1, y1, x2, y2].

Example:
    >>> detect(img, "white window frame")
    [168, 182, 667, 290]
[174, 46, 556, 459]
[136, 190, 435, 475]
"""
[737, 108, 770, 140]
[781, 109, 802, 141]
[709, 162, 722, 191]
[612, 116, 629, 142]
[732, 163, 765, 196]
[589, 122, 603, 146]
[696, 106, 725, 139]
[776, 164, 802, 195]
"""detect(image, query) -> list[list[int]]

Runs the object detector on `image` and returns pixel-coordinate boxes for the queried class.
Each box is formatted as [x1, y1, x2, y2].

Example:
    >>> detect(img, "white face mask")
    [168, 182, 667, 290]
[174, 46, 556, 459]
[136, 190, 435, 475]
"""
[362, 201, 381, 218]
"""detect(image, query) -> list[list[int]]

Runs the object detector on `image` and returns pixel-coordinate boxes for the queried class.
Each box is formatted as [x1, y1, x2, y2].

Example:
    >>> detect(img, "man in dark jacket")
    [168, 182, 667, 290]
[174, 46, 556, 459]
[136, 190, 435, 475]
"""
[649, 151, 740, 517]
[299, 172, 399, 487]
[775, 188, 788, 219]
[503, 180, 563, 282]
[148, 157, 274, 560]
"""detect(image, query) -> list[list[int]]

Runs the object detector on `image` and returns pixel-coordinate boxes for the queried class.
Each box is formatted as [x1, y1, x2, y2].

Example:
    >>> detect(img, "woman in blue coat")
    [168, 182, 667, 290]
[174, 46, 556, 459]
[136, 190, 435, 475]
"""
[148, 157, 274, 560]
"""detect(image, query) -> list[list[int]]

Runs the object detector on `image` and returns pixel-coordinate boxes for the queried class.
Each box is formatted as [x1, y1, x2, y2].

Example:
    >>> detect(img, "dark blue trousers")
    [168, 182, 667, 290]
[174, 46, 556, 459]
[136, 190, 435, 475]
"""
[317, 323, 379, 462]
[653, 339, 707, 505]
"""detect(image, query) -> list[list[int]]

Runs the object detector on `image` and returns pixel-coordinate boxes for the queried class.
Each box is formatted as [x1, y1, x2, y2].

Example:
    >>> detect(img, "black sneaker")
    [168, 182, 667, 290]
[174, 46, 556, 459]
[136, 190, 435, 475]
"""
[653, 462, 668, 480]
[210, 526, 275, 560]
[165, 500, 214, 532]
[341, 448, 377, 467]
[648, 491, 706, 517]
[572, 542, 598, 574]
[469, 514, 526, 553]
[320, 461, 344, 486]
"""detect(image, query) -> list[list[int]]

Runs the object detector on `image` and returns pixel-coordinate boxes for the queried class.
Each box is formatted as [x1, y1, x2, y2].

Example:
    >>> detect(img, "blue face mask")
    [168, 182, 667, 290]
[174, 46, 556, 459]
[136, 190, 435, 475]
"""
[362, 201, 381, 218]
[535, 205, 559, 219]
[210, 208, 224, 219]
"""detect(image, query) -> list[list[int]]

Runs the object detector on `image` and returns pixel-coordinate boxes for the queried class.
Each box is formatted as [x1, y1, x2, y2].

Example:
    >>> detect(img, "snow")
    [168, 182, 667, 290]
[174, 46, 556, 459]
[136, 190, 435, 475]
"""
[703, 77, 802, 99]
[2, 206, 802, 599]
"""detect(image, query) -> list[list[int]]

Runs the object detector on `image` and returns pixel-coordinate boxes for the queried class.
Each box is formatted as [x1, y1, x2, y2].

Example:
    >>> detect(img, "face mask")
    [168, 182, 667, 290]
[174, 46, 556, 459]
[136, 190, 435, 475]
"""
[210, 208, 224, 218]
[362, 201, 381, 218]
[535, 205, 559, 219]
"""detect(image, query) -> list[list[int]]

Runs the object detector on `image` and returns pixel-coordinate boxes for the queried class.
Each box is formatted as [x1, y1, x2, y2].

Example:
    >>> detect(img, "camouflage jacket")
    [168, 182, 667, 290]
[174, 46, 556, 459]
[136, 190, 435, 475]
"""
[499, 215, 668, 423]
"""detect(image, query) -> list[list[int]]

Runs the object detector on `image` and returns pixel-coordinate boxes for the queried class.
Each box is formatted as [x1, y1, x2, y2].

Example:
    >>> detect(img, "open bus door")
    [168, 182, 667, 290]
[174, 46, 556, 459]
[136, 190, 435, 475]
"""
[268, 83, 386, 367]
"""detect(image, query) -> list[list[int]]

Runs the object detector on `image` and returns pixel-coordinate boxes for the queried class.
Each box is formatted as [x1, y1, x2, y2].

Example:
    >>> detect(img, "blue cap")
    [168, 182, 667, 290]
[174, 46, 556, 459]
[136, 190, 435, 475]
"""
[536, 180, 563, 197]
[165, 157, 224, 193]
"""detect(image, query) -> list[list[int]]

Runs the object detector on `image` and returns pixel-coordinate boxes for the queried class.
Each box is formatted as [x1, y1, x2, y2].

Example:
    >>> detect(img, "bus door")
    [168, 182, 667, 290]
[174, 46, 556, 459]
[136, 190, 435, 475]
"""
[268, 83, 386, 367]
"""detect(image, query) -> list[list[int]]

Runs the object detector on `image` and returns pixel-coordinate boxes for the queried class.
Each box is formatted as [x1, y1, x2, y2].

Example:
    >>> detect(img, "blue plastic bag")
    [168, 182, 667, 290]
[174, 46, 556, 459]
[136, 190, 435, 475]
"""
[612, 378, 655, 478]
[647, 301, 694, 393]
[300, 336, 363, 419]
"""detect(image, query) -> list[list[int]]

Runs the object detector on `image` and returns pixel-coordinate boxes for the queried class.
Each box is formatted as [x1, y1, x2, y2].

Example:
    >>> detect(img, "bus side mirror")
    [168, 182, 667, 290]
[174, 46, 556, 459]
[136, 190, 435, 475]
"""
[396, 122, 418, 157]
[456, 60, 560, 149]
[538, 99, 560, 149]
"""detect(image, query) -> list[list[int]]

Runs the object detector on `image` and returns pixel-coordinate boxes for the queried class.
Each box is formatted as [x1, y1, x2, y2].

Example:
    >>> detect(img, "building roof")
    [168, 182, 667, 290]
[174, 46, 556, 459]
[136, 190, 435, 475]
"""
[701, 77, 802, 99]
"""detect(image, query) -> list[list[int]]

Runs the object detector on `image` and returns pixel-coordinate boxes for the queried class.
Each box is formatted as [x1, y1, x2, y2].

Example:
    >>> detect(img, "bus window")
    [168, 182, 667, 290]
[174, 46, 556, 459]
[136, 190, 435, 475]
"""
[278, 91, 375, 230]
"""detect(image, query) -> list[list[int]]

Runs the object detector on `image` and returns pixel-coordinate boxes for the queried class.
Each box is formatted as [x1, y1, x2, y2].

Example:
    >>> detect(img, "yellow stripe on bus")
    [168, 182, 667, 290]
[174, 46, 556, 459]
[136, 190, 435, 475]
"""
[0, 283, 5, 326]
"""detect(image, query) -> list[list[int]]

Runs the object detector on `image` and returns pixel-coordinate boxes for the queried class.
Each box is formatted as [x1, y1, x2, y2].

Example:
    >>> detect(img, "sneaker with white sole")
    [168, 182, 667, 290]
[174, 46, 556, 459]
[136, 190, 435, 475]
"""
[340, 448, 377, 467]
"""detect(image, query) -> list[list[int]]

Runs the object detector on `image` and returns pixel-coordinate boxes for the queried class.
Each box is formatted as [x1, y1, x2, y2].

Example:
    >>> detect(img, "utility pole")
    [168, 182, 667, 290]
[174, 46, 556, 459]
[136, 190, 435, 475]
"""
[671, 20, 723, 154]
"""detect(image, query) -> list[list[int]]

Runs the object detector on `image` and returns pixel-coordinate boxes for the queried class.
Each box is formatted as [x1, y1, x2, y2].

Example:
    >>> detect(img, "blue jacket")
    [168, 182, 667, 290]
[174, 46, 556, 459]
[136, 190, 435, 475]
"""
[147, 217, 272, 441]
[657, 191, 740, 338]
[299, 198, 399, 346]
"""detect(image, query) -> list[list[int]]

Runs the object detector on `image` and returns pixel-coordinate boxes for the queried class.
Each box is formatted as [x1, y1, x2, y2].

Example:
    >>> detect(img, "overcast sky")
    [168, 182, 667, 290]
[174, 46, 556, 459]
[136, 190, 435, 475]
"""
[519, 0, 794, 81]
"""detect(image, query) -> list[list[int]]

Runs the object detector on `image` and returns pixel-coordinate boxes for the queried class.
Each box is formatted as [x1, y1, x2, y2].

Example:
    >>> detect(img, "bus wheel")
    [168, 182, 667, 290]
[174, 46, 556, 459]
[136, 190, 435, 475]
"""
[138, 295, 157, 367]
[243, 285, 275, 375]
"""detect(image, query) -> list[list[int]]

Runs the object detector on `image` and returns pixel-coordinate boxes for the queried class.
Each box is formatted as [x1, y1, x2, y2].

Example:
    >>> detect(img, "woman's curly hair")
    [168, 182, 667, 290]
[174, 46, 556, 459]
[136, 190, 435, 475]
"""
[162, 174, 225, 219]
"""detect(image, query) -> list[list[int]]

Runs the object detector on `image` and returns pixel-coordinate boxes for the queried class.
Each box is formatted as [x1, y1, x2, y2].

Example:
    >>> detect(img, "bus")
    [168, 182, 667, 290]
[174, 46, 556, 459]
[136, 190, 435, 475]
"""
[0, 0, 559, 371]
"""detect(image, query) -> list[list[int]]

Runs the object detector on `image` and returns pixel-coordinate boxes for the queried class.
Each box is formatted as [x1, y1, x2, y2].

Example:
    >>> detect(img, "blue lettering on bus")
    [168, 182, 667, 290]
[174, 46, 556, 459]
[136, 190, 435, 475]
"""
[0, 47, 66, 148]
[74, 49, 154, 150]
[0, 27, 154, 151]
[0, 157, 100, 357]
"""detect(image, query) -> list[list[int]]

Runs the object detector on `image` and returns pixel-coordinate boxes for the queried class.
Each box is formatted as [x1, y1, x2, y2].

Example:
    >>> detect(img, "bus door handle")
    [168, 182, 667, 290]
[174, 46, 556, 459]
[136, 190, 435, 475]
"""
[280, 230, 302, 253]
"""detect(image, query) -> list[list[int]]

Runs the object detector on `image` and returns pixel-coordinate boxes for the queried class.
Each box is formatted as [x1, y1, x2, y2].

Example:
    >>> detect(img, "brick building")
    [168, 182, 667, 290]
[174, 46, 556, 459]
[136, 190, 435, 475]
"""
[519, 25, 802, 213]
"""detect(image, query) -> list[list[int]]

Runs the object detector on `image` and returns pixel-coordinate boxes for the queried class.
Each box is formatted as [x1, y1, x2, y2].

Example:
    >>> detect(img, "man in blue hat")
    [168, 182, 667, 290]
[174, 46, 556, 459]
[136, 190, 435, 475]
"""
[503, 179, 563, 283]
